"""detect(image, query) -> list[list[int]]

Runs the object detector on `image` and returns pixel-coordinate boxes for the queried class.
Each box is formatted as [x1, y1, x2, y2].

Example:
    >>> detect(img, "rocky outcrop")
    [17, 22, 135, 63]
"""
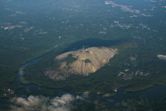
[45, 47, 118, 80]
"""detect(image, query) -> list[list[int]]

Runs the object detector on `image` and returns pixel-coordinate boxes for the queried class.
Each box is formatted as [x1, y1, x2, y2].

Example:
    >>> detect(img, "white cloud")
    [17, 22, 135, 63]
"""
[157, 54, 166, 61]
[104, 0, 140, 14]
[10, 94, 76, 111]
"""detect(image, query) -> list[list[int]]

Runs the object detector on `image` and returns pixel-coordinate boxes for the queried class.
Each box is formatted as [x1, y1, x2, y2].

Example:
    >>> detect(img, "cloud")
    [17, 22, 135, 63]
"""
[104, 0, 140, 14]
[113, 20, 132, 29]
[10, 94, 76, 111]
[157, 54, 166, 61]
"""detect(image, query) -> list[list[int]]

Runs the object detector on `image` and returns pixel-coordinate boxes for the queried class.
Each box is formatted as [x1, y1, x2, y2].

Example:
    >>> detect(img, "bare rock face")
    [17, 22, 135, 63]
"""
[45, 47, 118, 80]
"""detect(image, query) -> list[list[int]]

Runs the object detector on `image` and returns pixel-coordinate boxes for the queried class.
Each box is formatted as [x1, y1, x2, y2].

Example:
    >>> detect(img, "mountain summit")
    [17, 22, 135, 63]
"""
[45, 47, 118, 80]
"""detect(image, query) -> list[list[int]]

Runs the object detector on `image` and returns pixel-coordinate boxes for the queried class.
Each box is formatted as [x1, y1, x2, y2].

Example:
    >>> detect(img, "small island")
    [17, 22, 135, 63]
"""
[45, 47, 118, 80]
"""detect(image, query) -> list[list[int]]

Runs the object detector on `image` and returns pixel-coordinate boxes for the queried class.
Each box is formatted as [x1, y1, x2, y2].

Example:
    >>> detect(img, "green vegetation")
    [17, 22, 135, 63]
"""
[84, 59, 91, 63]
[0, 0, 166, 110]
[66, 54, 77, 64]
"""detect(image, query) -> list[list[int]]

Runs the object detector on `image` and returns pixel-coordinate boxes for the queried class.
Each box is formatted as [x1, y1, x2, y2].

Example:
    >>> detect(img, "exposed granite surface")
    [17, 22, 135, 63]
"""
[45, 47, 118, 80]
